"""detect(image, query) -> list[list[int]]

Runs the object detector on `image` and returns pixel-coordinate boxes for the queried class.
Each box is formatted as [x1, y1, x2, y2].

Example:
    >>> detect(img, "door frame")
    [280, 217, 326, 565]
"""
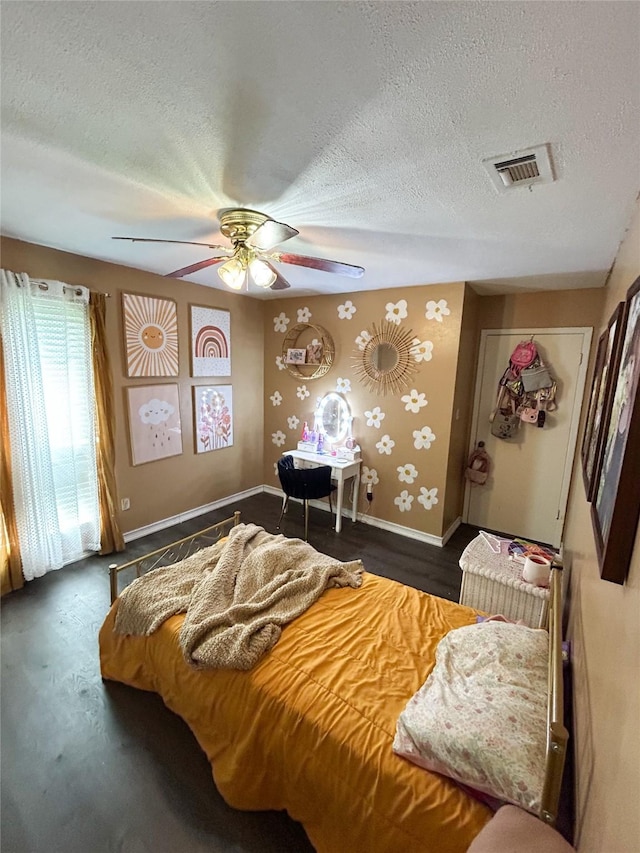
[463, 327, 592, 546]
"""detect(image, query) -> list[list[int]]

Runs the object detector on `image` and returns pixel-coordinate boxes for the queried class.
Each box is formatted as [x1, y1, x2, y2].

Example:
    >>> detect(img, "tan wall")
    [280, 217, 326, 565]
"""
[477, 287, 605, 332]
[1, 237, 265, 533]
[443, 285, 480, 534]
[263, 283, 466, 538]
[562, 203, 640, 852]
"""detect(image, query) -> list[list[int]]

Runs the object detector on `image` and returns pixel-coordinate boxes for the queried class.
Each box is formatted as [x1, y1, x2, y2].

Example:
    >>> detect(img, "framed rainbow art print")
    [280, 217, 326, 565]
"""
[189, 305, 231, 377]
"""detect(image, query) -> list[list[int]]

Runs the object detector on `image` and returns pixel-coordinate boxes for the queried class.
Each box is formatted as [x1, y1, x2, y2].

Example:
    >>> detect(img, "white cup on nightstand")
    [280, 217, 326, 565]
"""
[522, 554, 551, 587]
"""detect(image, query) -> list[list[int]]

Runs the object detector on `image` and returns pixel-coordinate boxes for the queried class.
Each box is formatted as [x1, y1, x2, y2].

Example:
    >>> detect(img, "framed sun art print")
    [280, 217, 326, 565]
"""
[122, 292, 179, 377]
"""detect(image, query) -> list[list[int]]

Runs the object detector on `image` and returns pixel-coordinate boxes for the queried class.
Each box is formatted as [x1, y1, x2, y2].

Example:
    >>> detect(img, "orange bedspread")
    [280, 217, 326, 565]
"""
[99, 571, 492, 852]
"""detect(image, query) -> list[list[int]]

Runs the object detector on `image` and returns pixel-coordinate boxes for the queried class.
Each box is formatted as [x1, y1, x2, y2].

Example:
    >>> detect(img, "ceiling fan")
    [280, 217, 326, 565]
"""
[113, 208, 365, 291]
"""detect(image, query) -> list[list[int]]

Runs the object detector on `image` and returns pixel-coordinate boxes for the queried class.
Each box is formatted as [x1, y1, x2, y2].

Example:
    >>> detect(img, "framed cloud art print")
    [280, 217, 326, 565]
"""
[190, 305, 231, 377]
[126, 384, 183, 466]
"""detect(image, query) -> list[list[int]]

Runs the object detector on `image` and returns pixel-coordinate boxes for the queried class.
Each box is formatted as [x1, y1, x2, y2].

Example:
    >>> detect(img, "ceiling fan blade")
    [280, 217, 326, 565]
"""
[113, 237, 230, 252]
[260, 260, 291, 290]
[165, 257, 229, 279]
[245, 219, 299, 252]
[273, 251, 364, 279]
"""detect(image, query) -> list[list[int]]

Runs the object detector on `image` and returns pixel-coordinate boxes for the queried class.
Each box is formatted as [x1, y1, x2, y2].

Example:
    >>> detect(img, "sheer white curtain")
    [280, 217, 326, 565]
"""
[0, 270, 100, 580]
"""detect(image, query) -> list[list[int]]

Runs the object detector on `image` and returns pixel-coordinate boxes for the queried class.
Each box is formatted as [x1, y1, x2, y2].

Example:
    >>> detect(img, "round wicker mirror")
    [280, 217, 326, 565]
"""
[352, 319, 417, 395]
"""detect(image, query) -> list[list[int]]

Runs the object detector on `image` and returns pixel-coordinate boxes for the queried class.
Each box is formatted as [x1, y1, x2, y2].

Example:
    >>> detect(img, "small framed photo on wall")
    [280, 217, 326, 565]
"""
[190, 305, 231, 377]
[193, 385, 233, 453]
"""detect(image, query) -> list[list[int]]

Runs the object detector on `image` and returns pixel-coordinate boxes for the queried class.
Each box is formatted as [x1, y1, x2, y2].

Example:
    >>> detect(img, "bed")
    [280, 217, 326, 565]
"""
[100, 514, 568, 853]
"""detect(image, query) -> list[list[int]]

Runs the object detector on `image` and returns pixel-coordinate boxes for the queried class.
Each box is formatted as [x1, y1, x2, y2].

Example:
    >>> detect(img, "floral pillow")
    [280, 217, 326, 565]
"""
[392, 621, 548, 814]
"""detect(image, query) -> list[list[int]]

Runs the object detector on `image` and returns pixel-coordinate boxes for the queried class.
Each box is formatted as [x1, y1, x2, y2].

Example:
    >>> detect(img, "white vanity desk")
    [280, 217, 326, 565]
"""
[283, 449, 361, 533]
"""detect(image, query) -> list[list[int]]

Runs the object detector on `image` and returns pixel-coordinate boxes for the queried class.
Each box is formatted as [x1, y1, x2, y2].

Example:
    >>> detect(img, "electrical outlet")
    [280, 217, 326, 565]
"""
[120, 498, 130, 511]
[366, 482, 373, 502]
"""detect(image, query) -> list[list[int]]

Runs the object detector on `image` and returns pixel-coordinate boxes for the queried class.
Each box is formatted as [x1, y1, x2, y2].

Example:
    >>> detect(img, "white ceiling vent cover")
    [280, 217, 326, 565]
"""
[483, 145, 555, 193]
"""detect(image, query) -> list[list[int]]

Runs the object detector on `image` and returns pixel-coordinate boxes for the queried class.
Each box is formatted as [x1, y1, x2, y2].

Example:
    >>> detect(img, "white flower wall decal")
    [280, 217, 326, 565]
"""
[361, 466, 380, 486]
[275, 355, 286, 371]
[337, 300, 357, 320]
[401, 389, 428, 413]
[385, 299, 408, 325]
[376, 434, 395, 455]
[296, 385, 310, 400]
[364, 406, 385, 428]
[355, 330, 372, 350]
[418, 487, 439, 510]
[336, 377, 351, 393]
[287, 415, 300, 430]
[413, 426, 436, 449]
[397, 463, 418, 484]
[410, 338, 434, 362]
[297, 307, 312, 323]
[425, 299, 451, 323]
[272, 430, 286, 447]
[273, 312, 290, 333]
[394, 490, 414, 512]
[270, 391, 283, 406]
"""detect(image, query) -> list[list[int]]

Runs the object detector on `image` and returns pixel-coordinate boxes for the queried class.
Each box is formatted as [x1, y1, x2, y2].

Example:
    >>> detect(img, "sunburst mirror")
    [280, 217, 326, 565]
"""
[352, 319, 417, 395]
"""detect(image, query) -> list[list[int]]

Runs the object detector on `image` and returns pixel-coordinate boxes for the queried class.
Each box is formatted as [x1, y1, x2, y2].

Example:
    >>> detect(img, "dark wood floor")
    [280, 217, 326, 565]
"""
[0, 494, 557, 852]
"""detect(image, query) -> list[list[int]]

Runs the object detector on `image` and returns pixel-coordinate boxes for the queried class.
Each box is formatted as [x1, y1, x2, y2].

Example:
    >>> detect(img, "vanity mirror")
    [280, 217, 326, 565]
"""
[316, 392, 352, 444]
[353, 319, 418, 395]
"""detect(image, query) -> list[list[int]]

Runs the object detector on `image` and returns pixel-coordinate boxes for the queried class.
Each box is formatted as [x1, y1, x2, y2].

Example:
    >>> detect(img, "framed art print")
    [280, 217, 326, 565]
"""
[193, 385, 233, 453]
[126, 384, 183, 466]
[190, 305, 231, 377]
[581, 303, 623, 500]
[286, 347, 306, 364]
[591, 276, 640, 584]
[122, 292, 178, 377]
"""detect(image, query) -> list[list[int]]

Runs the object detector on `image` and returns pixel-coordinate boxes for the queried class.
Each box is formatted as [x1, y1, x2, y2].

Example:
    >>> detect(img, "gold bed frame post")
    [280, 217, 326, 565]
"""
[540, 560, 569, 825]
[108, 511, 241, 604]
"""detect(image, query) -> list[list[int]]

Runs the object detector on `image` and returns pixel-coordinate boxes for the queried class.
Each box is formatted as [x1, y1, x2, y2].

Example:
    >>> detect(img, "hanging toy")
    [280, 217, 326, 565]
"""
[465, 442, 491, 485]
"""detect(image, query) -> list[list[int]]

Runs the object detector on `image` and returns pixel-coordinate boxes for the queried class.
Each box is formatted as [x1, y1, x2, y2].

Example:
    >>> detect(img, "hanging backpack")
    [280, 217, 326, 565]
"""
[465, 443, 491, 484]
[508, 339, 538, 375]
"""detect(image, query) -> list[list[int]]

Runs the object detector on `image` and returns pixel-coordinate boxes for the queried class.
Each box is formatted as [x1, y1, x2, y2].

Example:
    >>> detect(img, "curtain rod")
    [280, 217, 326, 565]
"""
[30, 279, 111, 298]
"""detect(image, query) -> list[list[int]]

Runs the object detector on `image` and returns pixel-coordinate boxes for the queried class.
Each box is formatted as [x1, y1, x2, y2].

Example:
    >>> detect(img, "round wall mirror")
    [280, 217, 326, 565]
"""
[352, 319, 418, 395]
[316, 392, 351, 443]
[372, 342, 399, 373]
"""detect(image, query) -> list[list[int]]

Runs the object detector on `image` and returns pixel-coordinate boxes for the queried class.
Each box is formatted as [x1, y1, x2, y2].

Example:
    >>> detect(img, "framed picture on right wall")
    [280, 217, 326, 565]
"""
[590, 276, 640, 584]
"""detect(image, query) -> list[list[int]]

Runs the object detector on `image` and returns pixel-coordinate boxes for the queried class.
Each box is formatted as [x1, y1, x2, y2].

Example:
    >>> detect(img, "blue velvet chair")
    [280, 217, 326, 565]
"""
[276, 456, 337, 540]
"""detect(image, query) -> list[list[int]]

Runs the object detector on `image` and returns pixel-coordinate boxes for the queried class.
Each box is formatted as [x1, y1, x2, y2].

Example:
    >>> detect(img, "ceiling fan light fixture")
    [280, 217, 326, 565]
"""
[249, 257, 277, 288]
[218, 257, 247, 290]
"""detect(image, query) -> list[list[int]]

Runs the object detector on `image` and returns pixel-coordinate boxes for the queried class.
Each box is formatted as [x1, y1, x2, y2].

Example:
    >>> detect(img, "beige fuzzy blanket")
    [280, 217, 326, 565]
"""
[114, 523, 364, 670]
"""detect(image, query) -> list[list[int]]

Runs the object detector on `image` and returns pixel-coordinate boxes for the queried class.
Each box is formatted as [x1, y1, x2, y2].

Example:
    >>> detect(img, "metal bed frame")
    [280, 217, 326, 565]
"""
[107, 515, 568, 826]
[108, 511, 241, 604]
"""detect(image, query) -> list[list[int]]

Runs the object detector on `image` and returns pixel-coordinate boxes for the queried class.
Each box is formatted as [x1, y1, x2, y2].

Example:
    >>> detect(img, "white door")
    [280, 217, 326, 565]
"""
[464, 328, 592, 547]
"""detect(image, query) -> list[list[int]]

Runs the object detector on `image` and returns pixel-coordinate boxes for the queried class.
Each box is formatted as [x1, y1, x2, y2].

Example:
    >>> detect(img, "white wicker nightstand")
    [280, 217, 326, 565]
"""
[459, 534, 550, 628]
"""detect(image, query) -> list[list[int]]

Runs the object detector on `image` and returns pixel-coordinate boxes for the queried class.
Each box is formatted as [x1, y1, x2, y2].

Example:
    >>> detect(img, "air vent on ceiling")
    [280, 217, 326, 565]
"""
[483, 144, 554, 193]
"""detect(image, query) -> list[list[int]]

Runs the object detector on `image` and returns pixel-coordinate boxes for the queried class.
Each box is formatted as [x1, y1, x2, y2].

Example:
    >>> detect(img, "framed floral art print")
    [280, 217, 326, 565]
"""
[193, 385, 233, 453]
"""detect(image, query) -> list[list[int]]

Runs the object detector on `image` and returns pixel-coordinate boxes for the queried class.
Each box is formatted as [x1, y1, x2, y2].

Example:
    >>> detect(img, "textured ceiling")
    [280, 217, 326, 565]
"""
[2, 1, 639, 299]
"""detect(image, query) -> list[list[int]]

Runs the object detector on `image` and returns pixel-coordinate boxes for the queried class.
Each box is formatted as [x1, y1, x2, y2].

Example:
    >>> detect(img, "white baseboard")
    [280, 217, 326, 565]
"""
[264, 484, 447, 547]
[124, 485, 458, 548]
[441, 515, 462, 546]
[122, 486, 264, 543]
